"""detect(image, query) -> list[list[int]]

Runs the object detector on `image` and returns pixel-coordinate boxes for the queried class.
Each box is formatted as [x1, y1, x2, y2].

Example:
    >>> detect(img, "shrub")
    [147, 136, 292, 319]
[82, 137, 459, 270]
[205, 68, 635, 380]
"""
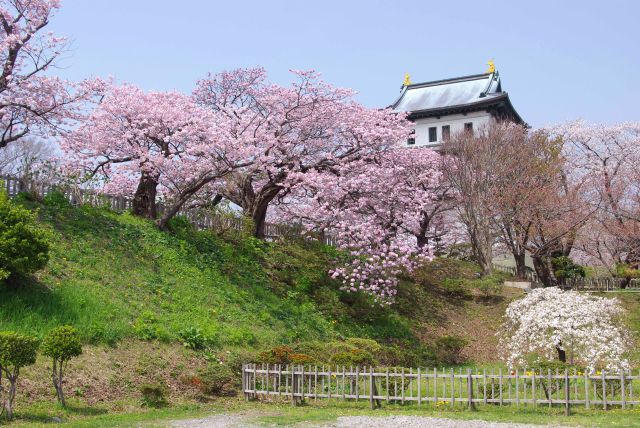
[42, 190, 71, 209]
[41, 326, 83, 406]
[140, 382, 168, 408]
[440, 278, 470, 298]
[256, 345, 315, 366]
[133, 311, 168, 341]
[0, 192, 50, 285]
[330, 349, 375, 367]
[468, 274, 504, 298]
[432, 335, 467, 365]
[553, 256, 586, 280]
[197, 363, 237, 396]
[178, 326, 208, 350]
[0, 331, 39, 419]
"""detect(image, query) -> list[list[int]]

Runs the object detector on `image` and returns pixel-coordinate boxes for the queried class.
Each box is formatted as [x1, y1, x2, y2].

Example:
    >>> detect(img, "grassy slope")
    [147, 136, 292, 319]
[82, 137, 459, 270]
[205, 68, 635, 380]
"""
[0, 200, 413, 347]
[1, 199, 639, 426]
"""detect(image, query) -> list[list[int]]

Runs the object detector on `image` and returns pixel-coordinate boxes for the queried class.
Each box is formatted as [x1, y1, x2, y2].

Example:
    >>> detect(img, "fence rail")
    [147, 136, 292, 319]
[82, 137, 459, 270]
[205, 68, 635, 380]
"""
[492, 263, 640, 292]
[0, 175, 337, 246]
[242, 364, 640, 411]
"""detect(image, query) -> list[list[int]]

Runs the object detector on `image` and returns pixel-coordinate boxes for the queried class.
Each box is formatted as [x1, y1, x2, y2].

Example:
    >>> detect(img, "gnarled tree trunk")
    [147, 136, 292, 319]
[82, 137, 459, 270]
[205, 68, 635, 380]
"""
[132, 172, 159, 220]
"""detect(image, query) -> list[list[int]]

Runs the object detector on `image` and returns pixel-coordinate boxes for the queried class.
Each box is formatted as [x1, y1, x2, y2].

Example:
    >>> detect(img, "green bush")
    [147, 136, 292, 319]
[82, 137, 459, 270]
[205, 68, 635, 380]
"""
[42, 190, 71, 209]
[196, 363, 237, 396]
[140, 382, 168, 408]
[41, 325, 83, 406]
[467, 274, 504, 298]
[330, 349, 376, 367]
[553, 256, 586, 280]
[440, 278, 471, 298]
[432, 335, 467, 365]
[178, 326, 208, 350]
[0, 331, 39, 419]
[0, 192, 50, 285]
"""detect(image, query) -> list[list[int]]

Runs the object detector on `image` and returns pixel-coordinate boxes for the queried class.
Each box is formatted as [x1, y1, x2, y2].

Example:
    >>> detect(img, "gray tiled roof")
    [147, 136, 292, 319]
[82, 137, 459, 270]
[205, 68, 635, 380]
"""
[392, 72, 504, 112]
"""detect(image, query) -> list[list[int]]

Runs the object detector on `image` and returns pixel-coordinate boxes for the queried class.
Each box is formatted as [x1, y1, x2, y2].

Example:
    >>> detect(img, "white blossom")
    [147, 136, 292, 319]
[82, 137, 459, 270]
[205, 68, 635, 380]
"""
[499, 287, 632, 373]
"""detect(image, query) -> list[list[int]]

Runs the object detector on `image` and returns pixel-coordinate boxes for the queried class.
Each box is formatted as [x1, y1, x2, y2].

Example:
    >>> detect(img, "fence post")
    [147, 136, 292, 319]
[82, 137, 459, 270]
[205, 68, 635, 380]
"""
[467, 369, 475, 410]
[602, 370, 607, 410]
[564, 369, 570, 416]
[417, 367, 421, 407]
[584, 371, 589, 409]
[621, 371, 626, 409]
[291, 365, 297, 407]
[369, 366, 374, 409]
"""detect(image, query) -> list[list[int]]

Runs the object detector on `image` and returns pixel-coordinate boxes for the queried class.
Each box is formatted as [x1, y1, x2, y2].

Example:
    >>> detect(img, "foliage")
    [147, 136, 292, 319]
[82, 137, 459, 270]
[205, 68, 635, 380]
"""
[552, 256, 586, 280]
[330, 349, 376, 367]
[0, 331, 39, 419]
[140, 382, 168, 408]
[0, 192, 50, 284]
[0, 0, 103, 151]
[257, 345, 315, 365]
[42, 190, 72, 210]
[467, 273, 505, 298]
[432, 335, 467, 365]
[196, 363, 237, 396]
[41, 325, 82, 362]
[500, 287, 632, 372]
[178, 327, 209, 351]
[41, 325, 82, 405]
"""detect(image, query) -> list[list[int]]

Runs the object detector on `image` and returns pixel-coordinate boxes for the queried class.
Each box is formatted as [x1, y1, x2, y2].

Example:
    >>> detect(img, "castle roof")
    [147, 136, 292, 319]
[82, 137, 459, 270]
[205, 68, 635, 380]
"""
[391, 71, 525, 124]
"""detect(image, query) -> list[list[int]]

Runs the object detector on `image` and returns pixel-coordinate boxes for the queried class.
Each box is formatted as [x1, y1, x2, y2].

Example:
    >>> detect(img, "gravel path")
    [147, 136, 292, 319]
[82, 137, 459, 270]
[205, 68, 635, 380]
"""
[169, 414, 573, 428]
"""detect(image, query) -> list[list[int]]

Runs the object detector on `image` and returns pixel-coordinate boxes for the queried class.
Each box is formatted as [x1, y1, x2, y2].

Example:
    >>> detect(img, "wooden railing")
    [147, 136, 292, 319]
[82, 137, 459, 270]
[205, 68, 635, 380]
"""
[0, 175, 338, 246]
[242, 364, 640, 411]
[492, 263, 640, 292]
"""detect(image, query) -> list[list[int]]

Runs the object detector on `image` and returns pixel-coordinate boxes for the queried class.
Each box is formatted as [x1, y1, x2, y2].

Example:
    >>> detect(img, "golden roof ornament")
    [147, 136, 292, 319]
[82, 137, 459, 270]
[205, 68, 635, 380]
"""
[402, 72, 412, 87]
[486, 59, 496, 74]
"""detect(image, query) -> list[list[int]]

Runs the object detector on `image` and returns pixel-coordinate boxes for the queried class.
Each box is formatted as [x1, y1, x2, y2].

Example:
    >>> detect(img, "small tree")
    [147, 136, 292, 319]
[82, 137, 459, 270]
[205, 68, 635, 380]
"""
[499, 287, 632, 373]
[0, 331, 39, 419]
[41, 326, 82, 406]
[0, 192, 50, 286]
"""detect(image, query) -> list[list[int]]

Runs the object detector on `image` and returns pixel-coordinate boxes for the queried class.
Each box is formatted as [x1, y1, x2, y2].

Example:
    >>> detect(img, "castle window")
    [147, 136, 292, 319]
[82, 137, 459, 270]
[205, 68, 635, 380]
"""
[442, 125, 450, 141]
[464, 122, 473, 133]
[407, 129, 415, 145]
[428, 127, 437, 143]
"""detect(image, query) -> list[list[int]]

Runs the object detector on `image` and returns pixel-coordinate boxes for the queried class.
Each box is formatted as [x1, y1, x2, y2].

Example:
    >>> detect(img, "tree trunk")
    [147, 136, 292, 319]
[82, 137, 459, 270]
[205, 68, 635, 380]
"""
[4, 379, 16, 420]
[532, 254, 558, 287]
[416, 235, 429, 249]
[53, 360, 66, 407]
[514, 252, 527, 279]
[251, 199, 271, 240]
[556, 344, 567, 363]
[132, 172, 158, 219]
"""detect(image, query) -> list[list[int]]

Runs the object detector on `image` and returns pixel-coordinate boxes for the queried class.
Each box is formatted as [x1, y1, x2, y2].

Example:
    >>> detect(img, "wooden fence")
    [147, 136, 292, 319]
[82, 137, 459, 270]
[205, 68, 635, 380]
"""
[242, 364, 640, 412]
[492, 263, 640, 292]
[0, 175, 338, 246]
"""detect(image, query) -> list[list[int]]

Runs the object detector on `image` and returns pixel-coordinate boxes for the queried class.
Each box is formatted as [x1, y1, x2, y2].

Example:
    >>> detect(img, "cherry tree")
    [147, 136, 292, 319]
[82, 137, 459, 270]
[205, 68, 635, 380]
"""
[194, 68, 410, 239]
[279, 147, 445, 302]
[0, 0, 100, 149]
[61, 84, 249, 229]
[552, 121, 640, 286]
[499, 287, 631, 373]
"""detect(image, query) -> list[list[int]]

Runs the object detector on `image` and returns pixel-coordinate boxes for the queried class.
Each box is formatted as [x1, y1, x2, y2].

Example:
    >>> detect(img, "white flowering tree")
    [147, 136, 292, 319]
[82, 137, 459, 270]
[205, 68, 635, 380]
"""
[499, 287, 632, 373]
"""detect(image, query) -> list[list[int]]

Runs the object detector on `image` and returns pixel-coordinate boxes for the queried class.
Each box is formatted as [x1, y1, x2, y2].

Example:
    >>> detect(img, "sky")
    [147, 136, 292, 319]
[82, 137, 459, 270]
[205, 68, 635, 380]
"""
[46, 0, 640, 128]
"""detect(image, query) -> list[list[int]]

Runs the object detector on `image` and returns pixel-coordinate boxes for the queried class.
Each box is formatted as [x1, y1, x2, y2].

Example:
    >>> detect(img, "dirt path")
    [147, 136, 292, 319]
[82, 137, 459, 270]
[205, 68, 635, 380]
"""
[169, 414, 573, 428]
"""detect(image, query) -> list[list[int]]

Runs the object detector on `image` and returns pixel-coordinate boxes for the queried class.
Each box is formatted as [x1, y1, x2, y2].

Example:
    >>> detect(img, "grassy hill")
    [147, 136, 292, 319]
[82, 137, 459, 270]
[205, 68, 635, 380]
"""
[1, 195, 639, 423]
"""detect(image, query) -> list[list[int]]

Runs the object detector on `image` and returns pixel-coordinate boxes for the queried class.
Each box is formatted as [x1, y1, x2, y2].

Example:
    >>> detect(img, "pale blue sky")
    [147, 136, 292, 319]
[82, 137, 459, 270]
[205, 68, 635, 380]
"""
[47, 0, 639, 127]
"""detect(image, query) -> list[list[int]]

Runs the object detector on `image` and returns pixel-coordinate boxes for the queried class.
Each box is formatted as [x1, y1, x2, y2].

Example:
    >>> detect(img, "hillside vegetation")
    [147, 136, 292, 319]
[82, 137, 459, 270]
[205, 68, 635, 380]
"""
[1, 195, 639, 421]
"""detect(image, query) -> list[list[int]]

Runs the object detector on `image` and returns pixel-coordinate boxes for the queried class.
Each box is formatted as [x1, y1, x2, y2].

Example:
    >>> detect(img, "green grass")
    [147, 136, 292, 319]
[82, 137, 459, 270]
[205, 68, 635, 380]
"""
[7, 398, 640, 427]
[0, 199, 417, 349]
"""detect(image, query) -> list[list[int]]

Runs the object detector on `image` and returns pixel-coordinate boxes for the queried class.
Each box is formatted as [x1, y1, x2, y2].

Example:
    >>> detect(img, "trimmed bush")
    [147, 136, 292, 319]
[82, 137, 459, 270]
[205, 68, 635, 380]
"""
[41, 326, 83, 406]
[0, 192, 50, 285]
[0, 331, 39, 419]
[432, 335, 467, 365]
[140, 382, 168, 408]
[196, 363, 237, 396]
